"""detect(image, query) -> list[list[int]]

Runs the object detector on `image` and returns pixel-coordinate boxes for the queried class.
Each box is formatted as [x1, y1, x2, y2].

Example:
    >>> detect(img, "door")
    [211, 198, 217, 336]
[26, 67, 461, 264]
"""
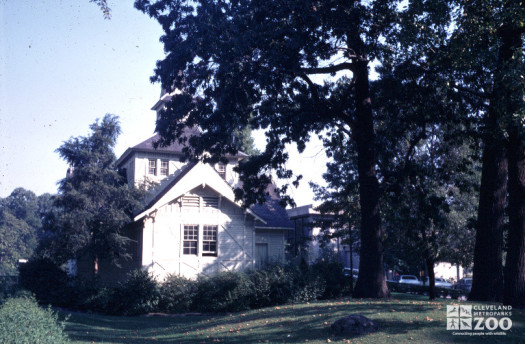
[255, 243, 268, 269]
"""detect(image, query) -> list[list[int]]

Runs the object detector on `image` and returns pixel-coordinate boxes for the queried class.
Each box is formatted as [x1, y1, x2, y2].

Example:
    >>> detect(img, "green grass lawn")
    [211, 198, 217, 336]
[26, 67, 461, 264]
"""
[62, 293, 525, 344]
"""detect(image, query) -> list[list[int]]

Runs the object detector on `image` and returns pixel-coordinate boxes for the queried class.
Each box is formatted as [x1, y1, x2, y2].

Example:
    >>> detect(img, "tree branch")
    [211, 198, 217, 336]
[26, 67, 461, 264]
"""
[451, 82, 489, 99]
[302, 62, 354, 75]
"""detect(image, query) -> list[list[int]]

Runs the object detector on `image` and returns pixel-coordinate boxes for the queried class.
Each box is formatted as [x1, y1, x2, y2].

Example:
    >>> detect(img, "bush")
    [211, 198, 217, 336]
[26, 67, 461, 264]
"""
[310, 261, 352, 299]
[112, 269, 160, 315]
[0, 296, 69, 344]
[18, 258, 71, 307]
[249, 263, 330, 306]
[159, 274, 196, 313]
[250, 265, 296, 307]
[0, 276, 19, 300]
[192, 271, 254, 313]
[287, 264, 326, 303]
[82, 285, 117, 314]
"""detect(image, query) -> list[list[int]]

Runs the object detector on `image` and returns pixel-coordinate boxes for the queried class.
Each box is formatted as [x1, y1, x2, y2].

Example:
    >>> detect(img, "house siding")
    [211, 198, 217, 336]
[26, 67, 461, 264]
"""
[141, 186, 259, 280]
[255, 229, 285, 265]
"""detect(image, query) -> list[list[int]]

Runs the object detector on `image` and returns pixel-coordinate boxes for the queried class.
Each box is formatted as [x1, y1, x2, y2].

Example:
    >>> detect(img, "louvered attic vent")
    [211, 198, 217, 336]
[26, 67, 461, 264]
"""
[202, 196, 219, 209]
[181, 195, 200, 208]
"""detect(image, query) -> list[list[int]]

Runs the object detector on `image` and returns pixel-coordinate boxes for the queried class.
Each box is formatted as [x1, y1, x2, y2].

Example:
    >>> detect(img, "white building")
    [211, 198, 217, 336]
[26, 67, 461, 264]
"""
[77, 97, 293, 284]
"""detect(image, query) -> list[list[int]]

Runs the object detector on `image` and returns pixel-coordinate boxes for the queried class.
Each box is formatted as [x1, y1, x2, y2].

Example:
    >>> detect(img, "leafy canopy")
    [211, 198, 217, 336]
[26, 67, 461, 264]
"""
[45, 114, 145, 266]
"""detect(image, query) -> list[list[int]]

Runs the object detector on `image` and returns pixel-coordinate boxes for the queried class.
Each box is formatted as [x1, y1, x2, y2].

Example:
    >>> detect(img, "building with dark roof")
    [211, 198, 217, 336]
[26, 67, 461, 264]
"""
[79, 93, 293, 283]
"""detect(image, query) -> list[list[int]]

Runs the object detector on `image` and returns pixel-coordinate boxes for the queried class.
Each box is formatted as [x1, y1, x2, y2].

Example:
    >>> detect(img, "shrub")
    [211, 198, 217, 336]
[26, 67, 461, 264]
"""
[159, 274, 196, 313]
[18, 258, 70, 307]
[82, 286, 117, 314]
[250, 266, 292, 308]
[251, 268, 283, 308]
[112, 269, 160, 315]
[310, 261, 352, 299]
[286, 264, 326, 303]
[0, 276, 19, 301]
[0, 296, 69, 344]
[192, 271, 253, 313]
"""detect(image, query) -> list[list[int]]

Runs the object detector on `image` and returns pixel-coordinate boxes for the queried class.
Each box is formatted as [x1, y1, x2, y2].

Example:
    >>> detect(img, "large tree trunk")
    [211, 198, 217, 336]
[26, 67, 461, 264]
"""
[352, 60, 390, 299]
[469, 25, 519, 302]
[425, 255, 436, 300]
[469, 118, 506, 302]
[504, 132, 525, 308]
[502, 27, 525, 308]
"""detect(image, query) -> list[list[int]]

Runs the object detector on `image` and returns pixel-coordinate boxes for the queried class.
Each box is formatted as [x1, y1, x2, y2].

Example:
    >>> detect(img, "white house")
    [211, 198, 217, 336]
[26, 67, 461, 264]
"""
[77, 97, 293, 284]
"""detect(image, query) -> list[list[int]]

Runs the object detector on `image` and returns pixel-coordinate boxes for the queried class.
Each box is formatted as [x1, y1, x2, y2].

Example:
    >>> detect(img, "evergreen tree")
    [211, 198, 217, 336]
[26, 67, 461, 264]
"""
[47, 114, 145, 276]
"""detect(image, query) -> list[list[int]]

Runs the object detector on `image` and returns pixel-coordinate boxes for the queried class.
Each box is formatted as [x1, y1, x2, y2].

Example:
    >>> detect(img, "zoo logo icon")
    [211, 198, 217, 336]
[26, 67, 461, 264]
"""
[447, 305, 472, 330]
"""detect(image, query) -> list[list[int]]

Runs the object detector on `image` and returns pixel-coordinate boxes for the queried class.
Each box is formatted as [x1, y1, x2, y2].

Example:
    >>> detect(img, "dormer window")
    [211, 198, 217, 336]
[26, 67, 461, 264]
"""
[160, 159, 169, 176]
[148, 159, 157, 175]
[216, 163, 226, 179]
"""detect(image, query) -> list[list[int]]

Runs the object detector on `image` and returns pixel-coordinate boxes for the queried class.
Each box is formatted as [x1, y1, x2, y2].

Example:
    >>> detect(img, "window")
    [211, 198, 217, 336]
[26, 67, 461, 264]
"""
[216, 163, 226, 179]
[148, 159, 157, 175]
[202, 225, 218, 256]
[183, 225, 198, 255]
[160, 159, 169, 176]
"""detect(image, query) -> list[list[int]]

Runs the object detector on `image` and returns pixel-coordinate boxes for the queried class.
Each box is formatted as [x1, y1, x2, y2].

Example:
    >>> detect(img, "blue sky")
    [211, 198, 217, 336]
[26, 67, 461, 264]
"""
[1, 0, 325, 206]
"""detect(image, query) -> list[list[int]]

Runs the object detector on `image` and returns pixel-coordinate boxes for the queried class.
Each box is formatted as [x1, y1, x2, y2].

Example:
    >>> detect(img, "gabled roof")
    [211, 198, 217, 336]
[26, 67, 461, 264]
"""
[116, 127, 200, 167]
[116, 127, 247, 167]
[252, 197, 294, 230]
[134, 162, 265, 224]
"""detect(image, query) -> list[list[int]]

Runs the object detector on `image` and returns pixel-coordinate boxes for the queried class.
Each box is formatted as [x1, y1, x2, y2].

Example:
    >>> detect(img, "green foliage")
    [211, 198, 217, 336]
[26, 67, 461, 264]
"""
[232, 125, 260, 156]
[18, 262, 353, 315]
[250, 266, 294, 308]
[113, 269, 160, 316]
[135, 0, 458, 299]
[45, 115, 145, 270]
[0, 211, 35, 276]
[159, 274, 196, 313]
[74, 280, 116, 313]
[192, 271, 254, 313]
[0, 296, 69, 344]
[18, 257, 70, 307]
[310, 261, 352, 300]
[0, 188, 49, 275]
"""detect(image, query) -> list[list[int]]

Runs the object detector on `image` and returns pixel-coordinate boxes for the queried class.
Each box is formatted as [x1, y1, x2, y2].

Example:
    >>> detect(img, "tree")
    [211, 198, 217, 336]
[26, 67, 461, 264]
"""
[233, 124, 260, 156]
[46, 114, 145, 276]
[136, 0, 454, 299]
[0, 188, 46, 275]
[0, 211, 36, 275]
[501, 11, 525, 308]
[448, 0, 525, 304]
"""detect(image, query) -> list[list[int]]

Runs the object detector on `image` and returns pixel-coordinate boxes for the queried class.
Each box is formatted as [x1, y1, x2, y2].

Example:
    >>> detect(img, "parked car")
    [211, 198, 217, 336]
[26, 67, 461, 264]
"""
[455, 278, 472, 292]
[342, 268, 359, 278]
[398, 275, 421, 285]
[422, 277, 454, 288]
